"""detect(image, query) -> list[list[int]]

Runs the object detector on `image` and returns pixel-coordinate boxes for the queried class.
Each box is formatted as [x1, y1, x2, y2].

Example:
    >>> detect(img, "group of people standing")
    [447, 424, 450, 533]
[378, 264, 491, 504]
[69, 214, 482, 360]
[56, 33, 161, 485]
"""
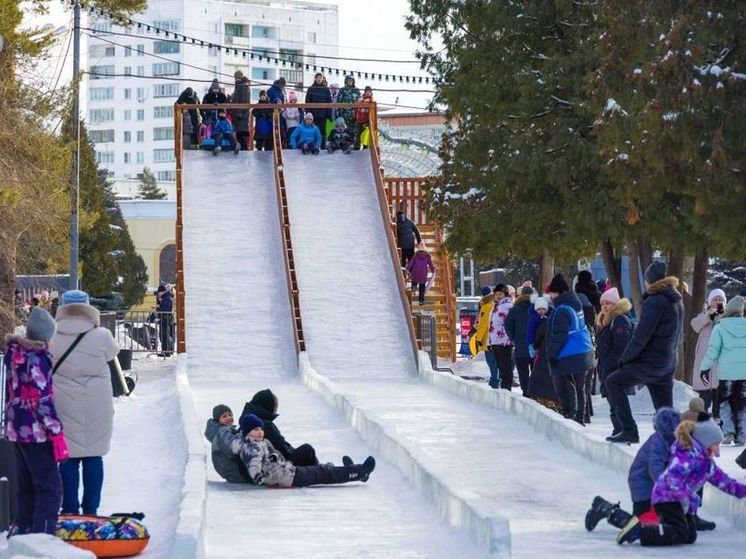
[177, 72, 375, 156]
[3, 290, 119, 535]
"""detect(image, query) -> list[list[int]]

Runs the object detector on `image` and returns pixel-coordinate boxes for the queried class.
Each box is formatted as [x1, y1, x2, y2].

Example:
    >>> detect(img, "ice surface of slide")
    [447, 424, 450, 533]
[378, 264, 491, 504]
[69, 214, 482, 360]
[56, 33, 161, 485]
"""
[283, 151, 416, 380]
[182, 151, 297, 380]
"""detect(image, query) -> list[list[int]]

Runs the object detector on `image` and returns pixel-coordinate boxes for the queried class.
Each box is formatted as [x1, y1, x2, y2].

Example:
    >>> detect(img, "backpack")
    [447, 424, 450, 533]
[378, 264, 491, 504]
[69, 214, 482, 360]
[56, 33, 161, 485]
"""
[552, 304, 593, 359]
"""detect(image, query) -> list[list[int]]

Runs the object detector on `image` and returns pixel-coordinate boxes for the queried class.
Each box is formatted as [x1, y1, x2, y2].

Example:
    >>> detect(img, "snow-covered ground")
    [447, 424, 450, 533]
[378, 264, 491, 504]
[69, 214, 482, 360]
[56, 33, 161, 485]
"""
[284, 151, 416, 380]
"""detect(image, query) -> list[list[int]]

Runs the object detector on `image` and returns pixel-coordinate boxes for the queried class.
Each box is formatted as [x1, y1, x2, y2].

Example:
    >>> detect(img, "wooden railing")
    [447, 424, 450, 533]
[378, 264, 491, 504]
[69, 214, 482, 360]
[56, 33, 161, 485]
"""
[368, 104, 421, 371]
[271, 109, 305, 354]
[173, 102, 186, 353]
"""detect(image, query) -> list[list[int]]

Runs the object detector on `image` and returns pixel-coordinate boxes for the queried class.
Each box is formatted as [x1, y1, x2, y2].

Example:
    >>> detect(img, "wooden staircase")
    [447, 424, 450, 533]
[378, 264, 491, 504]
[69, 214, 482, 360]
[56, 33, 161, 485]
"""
[384, 178, 457, 362]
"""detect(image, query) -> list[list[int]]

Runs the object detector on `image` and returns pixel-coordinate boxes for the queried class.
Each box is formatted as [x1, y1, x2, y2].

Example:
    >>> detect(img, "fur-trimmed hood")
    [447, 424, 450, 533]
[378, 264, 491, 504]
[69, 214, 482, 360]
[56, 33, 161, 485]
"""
[54, 303, 101, 333]
[479, 293, 494, 307]
[601, 298, 632, 327]
[513, 295, 531, 307]
[3, 333, 47, 351]
[646, 276, 680, 297]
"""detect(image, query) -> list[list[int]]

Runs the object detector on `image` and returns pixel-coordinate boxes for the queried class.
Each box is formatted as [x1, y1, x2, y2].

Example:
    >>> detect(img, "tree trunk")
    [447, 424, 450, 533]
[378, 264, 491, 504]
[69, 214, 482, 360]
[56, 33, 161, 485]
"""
[683, 251, 708, 386]
[539, 248, 554, 287]
[668, 248, 686, 380]
[668, 249, 684, 280]
[599, 238, 623, 296]
[638, 237, 653, 271]
[0, 235, 17, 349]
[627, 239, 644, 318]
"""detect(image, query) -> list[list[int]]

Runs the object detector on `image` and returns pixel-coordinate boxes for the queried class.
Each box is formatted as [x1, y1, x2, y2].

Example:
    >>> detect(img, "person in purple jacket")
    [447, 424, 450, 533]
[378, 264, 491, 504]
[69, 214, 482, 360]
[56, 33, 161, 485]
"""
[617, 412, 746, 546]
[405, 241, 435, 305]
[3, 308, 65, 535]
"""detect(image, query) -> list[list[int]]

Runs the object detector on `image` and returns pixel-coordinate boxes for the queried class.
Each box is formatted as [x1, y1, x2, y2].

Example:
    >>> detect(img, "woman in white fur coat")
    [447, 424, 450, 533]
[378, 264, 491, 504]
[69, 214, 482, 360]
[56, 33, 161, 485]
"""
[50, 290, 119, 515]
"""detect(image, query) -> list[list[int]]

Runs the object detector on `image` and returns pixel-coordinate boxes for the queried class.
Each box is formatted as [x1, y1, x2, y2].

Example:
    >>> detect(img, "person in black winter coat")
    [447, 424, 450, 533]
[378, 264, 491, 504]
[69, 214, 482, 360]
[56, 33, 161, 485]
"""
[506, 286, 534, 397]
[605, 261, 684, 443]
[155, 284, 174, 356]
[176, 87, 200, 145]
[546, 274, 594, 424]
[230, 73, 251, 150]
[528, 298, 560, 411]
[396, 210, 421, 267]
[576, 270, 602, 314]
[252, 91, 274, 151]
[305, 73, 332, 148]
[596, 288, 635, 435]
[201, 79, 228, 125]
[240, 389, 318, 466]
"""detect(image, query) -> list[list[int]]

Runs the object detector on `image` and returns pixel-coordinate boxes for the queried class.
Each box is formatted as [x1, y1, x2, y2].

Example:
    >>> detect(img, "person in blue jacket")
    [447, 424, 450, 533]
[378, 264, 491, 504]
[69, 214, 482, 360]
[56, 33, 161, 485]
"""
[210, 110, 239, 155]
[267, 77, 286, 104]
[290, 112, 323, 154]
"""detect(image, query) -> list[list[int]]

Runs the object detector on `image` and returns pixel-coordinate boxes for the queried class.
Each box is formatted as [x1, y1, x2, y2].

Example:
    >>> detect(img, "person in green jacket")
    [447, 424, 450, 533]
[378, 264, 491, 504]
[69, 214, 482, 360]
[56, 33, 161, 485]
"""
[700, 295, 746, 445]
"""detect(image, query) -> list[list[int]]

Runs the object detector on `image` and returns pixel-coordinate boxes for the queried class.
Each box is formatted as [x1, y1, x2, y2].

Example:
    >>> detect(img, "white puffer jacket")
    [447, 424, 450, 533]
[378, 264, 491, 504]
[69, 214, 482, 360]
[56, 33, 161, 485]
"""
[50, 303, 119, 458]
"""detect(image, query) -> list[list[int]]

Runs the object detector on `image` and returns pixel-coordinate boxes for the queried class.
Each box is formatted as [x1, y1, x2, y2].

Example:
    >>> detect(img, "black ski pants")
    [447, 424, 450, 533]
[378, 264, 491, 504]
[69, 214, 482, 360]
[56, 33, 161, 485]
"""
[640, 502, 697, 546]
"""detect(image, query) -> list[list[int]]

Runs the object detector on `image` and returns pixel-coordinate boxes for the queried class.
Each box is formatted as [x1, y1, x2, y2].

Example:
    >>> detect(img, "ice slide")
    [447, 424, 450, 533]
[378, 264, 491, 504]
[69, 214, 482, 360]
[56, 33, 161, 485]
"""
[283, 150, 417, 380]
[181, 150, 297, 381]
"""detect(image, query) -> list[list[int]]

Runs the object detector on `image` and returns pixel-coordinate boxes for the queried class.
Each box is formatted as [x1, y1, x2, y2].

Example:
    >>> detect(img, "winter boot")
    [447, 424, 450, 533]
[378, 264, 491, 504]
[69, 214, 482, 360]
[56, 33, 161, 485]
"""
[212, 145, 221, 156]
[234, 143, 240, 154]
[606, 431, 640, 444]
[342, 455, 353, 467]
[301, 144, 309, 155]
[608, 506, 633, 529]
[693, 515, 716, 531]
[585, 496, 620, 531]
[358, 456, 376, 482]
[736, 448, 746, 469]
[616, 516, 641, 544]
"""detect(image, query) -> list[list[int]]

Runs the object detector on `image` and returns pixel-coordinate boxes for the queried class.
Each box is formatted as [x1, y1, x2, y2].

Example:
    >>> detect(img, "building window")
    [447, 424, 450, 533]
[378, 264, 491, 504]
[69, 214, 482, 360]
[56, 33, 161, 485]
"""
[89, 87, 114, 101]
[124, 110, 131, 121]
[88, 109, 114, 123]
[157, 171, 176, 182]
[153, 127, 174, 141]
[136, 44, 145, 56]
[124, 131, 131, 143]
[96, 151, 115, 164]
[307, 32, 317, 44]
[153, 19, 180, 31]
[124, 88, 131, 100]
[251, 68, 271, 80]
[136, 109, 145, 121]
[225, 23, 248, 38]
[153, 149, 175, 163]
[154, 83, 180, 98]
[137, 87, 146, 101]
[154, 41, 180, 54]
[92, 20, 112, 33]
[124, 152, 131, 164]
[90, 65, 115, 79]
[89, 129, 115, 143]
[137, 131, 145, 142]
[136, 152, 145, 164]
[154, 106, 173, 119]
[252, 26, 276, 39]
[124, 45, 132, 57]
[89, 45, 115, 57]
[136, 66, 145, 76]
[152, 62, 180, 77]
[159, 244, 176, 285]
[123, 66, 132, 76]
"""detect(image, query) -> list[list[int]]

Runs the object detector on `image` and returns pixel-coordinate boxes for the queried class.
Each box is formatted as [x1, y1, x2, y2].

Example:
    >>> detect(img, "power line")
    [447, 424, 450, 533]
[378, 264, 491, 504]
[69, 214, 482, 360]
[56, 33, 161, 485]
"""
[77, 3, 437, 85]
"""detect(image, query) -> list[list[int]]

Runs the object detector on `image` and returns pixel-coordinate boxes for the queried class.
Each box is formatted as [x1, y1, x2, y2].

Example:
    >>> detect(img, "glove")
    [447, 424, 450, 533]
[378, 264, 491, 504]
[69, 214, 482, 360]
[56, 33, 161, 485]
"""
[528, 345, 536, 359]
[700, 369, 710, 387]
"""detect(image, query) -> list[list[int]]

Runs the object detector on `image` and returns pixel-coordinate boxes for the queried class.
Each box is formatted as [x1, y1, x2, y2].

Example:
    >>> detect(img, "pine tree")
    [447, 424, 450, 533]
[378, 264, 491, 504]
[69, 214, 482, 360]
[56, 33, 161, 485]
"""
[137, 167, 167, 200]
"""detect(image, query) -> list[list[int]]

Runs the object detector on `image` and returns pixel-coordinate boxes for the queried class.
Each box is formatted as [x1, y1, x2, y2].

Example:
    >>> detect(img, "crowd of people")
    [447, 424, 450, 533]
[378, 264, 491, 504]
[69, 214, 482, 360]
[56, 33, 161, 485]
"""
[176, 72, 375, 156]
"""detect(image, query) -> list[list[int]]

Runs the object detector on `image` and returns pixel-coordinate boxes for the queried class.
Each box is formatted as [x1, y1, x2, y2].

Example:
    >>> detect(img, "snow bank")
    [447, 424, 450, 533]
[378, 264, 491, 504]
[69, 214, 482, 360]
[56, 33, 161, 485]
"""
[418, 357, 746, 531]
[300, 352, 511, 558]
[172, 355, 207, 559]
[0, 534, 94, 558]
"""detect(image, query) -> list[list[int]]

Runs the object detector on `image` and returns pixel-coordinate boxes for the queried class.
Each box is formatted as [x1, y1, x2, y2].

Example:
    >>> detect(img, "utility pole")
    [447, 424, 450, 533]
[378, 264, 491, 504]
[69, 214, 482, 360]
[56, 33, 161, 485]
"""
[69, 1, 81, 291]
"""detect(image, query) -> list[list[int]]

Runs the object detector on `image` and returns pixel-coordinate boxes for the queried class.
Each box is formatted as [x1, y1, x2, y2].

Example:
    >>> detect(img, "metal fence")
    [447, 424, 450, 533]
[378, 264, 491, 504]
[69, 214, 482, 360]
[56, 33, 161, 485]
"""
[100, 310, 176, 355]
[413, 312, 453, 373]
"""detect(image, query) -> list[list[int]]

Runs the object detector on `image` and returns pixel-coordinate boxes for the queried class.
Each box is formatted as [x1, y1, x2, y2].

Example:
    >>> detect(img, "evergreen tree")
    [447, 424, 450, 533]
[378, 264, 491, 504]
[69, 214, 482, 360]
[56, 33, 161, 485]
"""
[137, 167, 167, 200]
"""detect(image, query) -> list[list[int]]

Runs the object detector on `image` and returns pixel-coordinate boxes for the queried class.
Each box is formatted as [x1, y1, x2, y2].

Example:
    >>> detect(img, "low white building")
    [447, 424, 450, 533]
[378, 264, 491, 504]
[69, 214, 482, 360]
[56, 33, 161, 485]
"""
[86, 0, 339, 188]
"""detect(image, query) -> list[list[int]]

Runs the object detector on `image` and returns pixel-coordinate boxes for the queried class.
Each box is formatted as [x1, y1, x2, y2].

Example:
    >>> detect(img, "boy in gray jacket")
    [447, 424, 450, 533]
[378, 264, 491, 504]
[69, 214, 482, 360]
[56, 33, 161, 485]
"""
[204, 405, 250, 483]
[233, 414, 375, 488]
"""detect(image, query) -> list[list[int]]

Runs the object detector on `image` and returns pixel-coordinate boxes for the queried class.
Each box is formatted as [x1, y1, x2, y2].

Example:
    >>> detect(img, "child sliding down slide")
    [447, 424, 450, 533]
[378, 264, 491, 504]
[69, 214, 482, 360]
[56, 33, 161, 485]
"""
[233, 414, 376, 487]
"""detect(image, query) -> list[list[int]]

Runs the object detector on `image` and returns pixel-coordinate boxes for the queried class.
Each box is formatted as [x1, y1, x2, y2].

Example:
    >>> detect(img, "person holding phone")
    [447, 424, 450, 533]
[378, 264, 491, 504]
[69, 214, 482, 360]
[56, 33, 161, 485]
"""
[691, 289, 726, 414]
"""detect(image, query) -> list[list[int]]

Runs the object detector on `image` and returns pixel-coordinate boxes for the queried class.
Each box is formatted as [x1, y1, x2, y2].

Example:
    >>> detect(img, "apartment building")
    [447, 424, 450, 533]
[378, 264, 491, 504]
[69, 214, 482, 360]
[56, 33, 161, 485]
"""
[85, 0, 339, 190]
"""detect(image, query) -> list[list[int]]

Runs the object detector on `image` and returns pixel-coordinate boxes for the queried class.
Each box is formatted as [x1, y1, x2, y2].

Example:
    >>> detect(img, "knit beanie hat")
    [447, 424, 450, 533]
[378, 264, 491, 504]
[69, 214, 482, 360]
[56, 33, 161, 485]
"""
[480, 286, 492, 297]
[547, 274, 570, 294]
[724, 295, 744, 317]
[534, 297, 549, 311]
[250, 389, 277, 414]
[26, 307, 56, 342]
[212, 404, 232, 422]
[707, 288, 727, 306]
[644, 260, 667, 284]
[692, 413, 724, 449]
[239, 413, 265, 436]
[304, 112, 314, 121]
[680, 397, 705, 422]
[335, 117, 346, 128]
[61, 289, 89, 305]
[600, 287, 621, 305]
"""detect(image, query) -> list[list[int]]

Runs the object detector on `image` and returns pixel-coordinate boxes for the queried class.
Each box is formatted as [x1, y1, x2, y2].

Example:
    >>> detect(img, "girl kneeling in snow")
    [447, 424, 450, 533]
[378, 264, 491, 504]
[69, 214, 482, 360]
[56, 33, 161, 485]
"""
[232, 414, 375, 487]
[617, 412, 746, 546]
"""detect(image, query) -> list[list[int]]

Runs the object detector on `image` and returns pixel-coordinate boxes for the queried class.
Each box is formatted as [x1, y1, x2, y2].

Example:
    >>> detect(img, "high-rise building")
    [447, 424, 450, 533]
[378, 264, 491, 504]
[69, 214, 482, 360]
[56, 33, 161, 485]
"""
[85, 0, 339, 191]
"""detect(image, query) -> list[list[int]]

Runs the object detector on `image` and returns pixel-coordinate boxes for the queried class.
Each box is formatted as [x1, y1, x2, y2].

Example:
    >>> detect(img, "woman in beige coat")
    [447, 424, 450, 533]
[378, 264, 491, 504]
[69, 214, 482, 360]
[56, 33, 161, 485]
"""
[50, 290, 119, 515]
[691, 289, 726, 415]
